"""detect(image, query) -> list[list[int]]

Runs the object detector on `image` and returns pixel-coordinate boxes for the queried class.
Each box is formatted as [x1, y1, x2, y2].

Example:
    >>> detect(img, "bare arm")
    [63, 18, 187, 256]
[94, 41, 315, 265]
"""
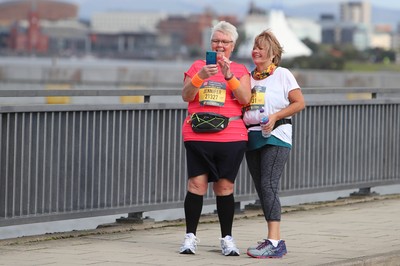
[182, 64, 218, 102]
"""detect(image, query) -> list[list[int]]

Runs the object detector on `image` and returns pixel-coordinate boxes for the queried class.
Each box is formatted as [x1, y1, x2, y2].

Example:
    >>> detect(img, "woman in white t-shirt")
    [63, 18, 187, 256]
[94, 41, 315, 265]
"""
[243, 29, 305, 259]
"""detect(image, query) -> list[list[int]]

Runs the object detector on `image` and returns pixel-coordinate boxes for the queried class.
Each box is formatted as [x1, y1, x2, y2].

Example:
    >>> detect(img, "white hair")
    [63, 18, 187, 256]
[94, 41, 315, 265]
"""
[210, 21, 238, 44]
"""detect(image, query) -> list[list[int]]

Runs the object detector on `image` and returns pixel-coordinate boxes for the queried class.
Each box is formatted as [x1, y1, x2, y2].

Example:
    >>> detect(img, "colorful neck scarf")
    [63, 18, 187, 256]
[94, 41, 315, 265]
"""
[252, 64, 277, 80]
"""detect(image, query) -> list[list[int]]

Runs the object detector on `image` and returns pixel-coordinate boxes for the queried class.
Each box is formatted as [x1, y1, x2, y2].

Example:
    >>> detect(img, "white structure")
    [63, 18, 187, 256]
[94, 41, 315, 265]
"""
[287, 17, 321, 44]
[91, 12, 167, 34]
[237, 9, 312, 59]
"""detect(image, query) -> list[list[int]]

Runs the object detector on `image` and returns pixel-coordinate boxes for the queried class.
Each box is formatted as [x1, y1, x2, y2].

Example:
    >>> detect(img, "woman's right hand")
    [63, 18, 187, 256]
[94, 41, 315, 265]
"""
[243, 109, 261, 126]
[199, 64, 218, 79]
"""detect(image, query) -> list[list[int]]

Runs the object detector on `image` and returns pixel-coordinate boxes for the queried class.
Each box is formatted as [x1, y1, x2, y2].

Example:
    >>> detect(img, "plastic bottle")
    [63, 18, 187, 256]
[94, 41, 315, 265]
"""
[259, 108, 270, 138]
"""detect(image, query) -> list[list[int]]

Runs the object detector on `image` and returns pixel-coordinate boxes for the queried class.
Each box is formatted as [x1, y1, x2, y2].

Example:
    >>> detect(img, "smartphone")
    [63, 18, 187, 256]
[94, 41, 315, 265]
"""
[206, 51, 217, 65]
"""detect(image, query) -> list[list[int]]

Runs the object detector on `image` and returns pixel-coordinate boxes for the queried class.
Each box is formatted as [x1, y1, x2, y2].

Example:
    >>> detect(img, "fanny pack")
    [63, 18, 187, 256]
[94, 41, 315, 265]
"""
[246, 118, 292, 130]
[189, 112, 241, 133]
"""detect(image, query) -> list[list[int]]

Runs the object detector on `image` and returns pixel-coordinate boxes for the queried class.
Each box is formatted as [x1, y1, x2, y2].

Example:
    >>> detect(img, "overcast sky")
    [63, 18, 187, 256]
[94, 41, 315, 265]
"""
[66, 0, 400, 16]
[66, 0, 400, 8]
[1, 0, 399, 19]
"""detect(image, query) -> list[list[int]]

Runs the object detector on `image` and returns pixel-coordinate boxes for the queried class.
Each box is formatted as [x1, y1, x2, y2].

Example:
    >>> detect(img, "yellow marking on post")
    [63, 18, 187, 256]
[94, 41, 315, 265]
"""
[346, 93, 372, 100]
[120, 85, 145, 104]
[45, 84, 71, 104]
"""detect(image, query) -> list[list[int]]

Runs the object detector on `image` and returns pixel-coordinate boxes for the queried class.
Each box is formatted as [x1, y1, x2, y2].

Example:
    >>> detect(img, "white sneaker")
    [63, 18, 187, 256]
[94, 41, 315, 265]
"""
[220, 235, 240, 256]
[179, 233, 199, 254]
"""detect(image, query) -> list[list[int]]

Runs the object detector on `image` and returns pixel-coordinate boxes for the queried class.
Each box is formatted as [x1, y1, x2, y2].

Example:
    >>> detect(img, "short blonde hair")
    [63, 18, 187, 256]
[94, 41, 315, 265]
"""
[253, 29, 284, 65]
[210, 21, 238, 44]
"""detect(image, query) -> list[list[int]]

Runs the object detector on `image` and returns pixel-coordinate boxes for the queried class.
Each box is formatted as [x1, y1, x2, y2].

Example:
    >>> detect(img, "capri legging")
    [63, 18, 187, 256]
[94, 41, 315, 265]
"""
[245, 145, 290, 221]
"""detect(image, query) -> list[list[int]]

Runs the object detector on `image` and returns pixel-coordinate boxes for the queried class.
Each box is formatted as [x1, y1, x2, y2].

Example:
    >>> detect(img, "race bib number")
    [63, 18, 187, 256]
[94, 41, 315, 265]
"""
[199, 81, 226, 107]
[245, 85, 266, 110]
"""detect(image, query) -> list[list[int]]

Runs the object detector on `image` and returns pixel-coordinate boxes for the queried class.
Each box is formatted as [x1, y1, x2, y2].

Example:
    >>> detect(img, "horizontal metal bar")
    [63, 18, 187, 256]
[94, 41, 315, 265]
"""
[0, 87, 399, 97]
[0, 89, 183, 97]
[301, 87, 400, 94]
[0, 103, 188, 113]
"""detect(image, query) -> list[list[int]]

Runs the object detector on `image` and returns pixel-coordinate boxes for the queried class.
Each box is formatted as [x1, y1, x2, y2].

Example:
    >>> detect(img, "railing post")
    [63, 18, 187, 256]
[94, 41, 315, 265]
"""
[116, 212, 155, 224]
[350, 187, 379, 197]
[244, 200, 262, 210]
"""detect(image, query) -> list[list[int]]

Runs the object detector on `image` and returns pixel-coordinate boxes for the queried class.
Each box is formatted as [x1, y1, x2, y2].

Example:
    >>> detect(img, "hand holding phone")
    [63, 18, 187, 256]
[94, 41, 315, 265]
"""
[206, 51, 217, 65]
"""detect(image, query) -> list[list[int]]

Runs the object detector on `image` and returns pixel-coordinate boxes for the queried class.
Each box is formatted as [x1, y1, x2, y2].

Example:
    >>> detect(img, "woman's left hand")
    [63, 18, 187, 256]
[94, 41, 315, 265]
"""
[264, 113, 278, 133]
[218, 55, 232, 79]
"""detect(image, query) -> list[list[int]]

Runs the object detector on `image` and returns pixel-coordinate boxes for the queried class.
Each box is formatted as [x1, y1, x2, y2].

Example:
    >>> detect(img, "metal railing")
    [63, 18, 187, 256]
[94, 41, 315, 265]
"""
[0, 87, 399, 226]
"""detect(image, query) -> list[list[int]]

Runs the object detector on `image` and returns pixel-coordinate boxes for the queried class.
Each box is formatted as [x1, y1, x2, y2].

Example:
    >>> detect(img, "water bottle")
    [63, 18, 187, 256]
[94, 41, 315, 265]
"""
[259, 108, 270, 138]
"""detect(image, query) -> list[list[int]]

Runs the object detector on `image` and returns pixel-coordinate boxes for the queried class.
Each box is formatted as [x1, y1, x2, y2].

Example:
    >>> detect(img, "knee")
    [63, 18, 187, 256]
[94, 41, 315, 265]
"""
[213, 179, 234, 196]
[187, 176, 208, 195]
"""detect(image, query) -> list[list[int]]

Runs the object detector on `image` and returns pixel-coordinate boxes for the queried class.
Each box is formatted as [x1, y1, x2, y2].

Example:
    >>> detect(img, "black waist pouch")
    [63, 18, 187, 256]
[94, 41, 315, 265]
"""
[190, 112, 230, 133]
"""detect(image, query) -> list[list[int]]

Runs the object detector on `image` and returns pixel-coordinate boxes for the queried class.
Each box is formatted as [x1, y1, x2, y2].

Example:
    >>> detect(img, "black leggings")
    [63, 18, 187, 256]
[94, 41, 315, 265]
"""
[246, 145, 290, 221]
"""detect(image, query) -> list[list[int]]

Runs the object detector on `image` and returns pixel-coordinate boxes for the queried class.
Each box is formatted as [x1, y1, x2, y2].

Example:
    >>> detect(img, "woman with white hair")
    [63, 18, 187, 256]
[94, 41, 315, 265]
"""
[179, 21, 251, 256]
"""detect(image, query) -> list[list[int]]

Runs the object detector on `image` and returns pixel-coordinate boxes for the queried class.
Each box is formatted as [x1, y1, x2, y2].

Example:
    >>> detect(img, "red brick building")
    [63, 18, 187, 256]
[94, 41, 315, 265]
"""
[0, 0, 78, 24]
[157, 8, 239, 55]
[0, 0, 78, 54]
[9, 10, 49, 53]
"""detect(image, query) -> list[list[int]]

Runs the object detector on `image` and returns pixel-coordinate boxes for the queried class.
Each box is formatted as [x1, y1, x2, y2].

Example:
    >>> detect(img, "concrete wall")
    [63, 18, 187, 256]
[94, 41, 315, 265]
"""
[1, 57, 399, 88]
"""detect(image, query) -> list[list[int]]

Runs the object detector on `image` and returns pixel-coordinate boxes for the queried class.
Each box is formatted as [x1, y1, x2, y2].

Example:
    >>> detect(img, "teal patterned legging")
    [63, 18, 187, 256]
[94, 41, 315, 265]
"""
[246, 145, 290, 221]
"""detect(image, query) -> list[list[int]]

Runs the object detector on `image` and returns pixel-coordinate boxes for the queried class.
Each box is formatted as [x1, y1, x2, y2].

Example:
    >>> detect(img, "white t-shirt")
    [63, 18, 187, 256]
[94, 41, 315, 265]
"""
[243, 67, 300, 145]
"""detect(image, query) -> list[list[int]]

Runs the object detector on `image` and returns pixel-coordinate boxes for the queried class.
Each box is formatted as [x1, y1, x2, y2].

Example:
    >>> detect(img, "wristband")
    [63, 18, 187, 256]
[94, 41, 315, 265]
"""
[227, 76, 240, 91]
[225, 74, 234, 80]
[191, 73, 204, 88]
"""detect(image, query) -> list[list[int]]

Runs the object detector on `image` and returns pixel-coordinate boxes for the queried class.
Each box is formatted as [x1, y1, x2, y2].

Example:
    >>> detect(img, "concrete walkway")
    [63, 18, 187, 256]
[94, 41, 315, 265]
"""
[0, 194, 400, 266]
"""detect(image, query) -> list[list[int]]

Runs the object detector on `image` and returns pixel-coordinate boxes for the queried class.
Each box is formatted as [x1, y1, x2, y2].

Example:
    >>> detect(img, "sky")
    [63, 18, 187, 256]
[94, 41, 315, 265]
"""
[19, 0, 399, 19]
[1, 0, 399, 19]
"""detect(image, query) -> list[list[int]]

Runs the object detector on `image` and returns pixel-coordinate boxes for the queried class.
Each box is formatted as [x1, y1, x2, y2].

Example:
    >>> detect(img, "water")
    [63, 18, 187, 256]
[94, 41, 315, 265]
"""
[1, 184, 399, 240]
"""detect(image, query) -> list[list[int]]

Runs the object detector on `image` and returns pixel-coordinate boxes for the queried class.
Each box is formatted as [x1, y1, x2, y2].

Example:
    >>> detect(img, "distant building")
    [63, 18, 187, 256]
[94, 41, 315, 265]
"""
[341, 0, 372, 50]
[1, 0, 396, 59]
[340, 1, 371, 25]
[247, 1, 267, 15]
[320, 1, 373, 50]
[89, 8, 239, 59]
[90, 11, 167, 58]
[0, 0, 78, 23]
[9, 5, 48, 53]
[0, 0, 82, 55]
[91, 12, 167, 34]
[370, 24, 392, 50]
[320, 14, 337, 44]
[393, 23, 400, 59]
[154, 15, 189, 58]
[393, 38, 400, 64]
[158, 8, 239, 57]
[41, 19, 90, 56]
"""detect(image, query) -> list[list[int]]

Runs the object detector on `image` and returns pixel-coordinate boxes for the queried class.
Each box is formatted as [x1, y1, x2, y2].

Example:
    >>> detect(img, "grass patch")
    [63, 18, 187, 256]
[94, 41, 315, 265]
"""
[344, 62, 400, 72]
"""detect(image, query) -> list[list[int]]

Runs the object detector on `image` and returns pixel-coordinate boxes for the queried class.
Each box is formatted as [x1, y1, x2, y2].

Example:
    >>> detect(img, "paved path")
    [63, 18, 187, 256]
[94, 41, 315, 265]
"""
[0, 194, 400, 266]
